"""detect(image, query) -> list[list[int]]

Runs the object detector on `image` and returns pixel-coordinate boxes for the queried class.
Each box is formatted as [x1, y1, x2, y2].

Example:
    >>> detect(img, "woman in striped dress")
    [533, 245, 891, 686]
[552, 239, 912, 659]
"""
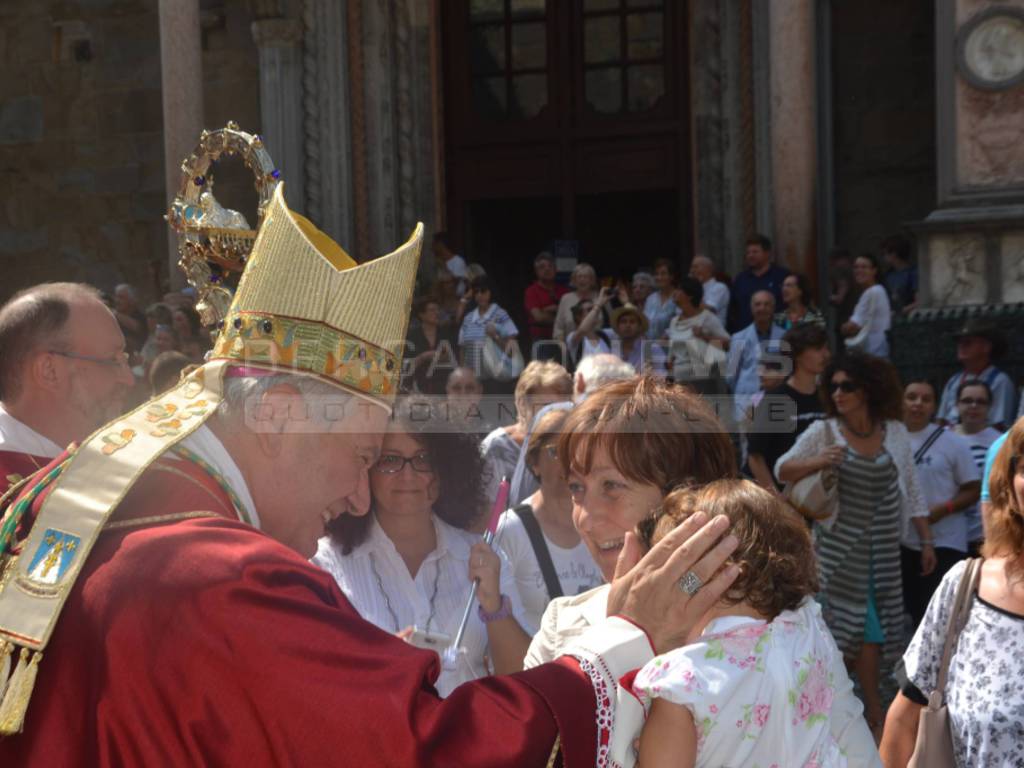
[777, 352, 935, 737]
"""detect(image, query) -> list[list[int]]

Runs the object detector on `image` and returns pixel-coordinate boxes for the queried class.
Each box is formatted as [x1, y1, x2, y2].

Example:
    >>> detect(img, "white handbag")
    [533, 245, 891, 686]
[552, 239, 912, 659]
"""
[785, 421, 839, 521]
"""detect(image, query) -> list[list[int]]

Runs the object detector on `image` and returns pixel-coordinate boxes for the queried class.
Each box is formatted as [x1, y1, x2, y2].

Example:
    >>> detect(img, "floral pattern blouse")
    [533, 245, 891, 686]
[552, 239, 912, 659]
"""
[632, 599, 849, 768]
[902, 559, 1024, 768]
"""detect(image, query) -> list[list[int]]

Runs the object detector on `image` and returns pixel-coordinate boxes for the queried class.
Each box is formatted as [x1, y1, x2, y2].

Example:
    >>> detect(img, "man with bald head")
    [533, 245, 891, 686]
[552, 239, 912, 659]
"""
[0, 283, 134, 490]
[689, 254, 730, 326]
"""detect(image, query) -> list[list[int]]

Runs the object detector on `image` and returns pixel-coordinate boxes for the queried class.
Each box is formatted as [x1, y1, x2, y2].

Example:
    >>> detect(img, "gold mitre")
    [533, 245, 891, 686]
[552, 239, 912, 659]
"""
[210, 183, 422, 407]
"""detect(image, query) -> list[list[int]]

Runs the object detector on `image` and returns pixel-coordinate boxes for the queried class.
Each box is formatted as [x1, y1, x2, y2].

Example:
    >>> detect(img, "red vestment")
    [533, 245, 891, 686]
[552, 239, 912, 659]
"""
[0, 450, 50, 497]
[0, 454, 597, 766]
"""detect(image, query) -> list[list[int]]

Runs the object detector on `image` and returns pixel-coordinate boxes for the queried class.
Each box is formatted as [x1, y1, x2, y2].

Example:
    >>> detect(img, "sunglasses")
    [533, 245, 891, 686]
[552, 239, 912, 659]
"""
[830, 380, 861, 393]
[958, 397, 990, 407]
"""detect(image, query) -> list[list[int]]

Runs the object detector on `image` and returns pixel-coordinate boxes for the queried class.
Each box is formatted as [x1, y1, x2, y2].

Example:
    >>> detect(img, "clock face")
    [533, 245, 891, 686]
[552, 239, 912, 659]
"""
[958, 10, 1024, 90]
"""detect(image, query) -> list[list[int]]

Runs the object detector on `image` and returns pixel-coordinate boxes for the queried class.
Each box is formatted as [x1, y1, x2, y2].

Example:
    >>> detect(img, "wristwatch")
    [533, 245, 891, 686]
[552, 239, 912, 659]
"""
[478, 594, 512, 623]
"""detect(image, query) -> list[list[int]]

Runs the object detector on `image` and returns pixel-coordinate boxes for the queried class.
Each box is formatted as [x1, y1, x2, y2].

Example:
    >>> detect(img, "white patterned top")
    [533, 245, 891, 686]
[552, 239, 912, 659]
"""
[632, 600, 859, 768]
[903, 559, 1024, 768]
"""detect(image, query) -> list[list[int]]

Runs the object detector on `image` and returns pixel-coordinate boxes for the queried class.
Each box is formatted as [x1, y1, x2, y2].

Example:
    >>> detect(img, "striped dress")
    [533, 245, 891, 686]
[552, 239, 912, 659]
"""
[816, 445, 905, 665]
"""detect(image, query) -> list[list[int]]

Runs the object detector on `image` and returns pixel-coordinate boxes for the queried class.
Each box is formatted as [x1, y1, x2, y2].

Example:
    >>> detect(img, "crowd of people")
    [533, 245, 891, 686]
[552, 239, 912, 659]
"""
[404, 231, 925, 402]
[0, 220, 1021, 767]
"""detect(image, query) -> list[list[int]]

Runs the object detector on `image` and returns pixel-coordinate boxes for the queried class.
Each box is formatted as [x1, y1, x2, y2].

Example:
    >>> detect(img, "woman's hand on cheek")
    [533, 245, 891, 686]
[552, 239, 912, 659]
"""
[606, 514, 741, 654]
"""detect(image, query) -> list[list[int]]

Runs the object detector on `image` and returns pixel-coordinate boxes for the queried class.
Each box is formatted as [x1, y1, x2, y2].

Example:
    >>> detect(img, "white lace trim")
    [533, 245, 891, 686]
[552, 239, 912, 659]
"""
[573, 654, 619, 768]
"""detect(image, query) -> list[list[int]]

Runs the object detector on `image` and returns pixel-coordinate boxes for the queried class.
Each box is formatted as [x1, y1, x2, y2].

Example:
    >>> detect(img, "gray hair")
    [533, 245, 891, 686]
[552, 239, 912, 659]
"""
[114, 283, 136, 299]
[570, 263, 597, 289]
[0, 282, 103, 401]
[632, 271, 654, 288]
[574, 354, 636, 402]
[215, 372, 355, 432]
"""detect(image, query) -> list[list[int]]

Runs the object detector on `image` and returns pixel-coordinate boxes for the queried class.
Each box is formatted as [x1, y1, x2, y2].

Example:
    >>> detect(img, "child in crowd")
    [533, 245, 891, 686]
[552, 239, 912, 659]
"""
[632, 480, 864, 768]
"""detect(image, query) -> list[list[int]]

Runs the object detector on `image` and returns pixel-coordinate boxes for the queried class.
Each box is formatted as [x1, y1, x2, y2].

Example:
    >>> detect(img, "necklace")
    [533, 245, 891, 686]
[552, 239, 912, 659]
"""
[369, 551, 443, 634]
[842, 418, 876, 439]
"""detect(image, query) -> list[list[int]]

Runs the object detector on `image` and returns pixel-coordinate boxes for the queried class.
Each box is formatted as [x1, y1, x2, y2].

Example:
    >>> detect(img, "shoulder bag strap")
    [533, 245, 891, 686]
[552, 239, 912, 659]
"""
[914, 426, 945, 465]
[513, 504, 563, 600]
[934, 558, 983, 697]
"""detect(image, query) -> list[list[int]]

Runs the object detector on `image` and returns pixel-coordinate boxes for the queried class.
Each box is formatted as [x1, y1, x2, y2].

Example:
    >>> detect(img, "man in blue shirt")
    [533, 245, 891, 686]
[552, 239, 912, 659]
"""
[728, 234, 789, 331]
[728, 290, 785, 430]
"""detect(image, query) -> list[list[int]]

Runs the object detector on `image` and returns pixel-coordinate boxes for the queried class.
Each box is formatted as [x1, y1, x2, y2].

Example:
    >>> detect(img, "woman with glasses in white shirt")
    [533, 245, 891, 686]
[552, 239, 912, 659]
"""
[313, 407, 531, 697]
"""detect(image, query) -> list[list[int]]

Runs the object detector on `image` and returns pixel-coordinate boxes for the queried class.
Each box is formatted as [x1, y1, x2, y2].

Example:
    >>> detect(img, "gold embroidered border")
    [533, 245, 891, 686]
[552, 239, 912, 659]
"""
[103, 511, 219, 532]
[212, 311, 399, 398]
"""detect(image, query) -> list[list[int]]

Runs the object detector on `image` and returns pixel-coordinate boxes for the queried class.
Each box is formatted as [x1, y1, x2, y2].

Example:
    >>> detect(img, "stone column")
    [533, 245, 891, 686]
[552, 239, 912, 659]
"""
[158, 0, 204, 289]
[251, 17, 306, 212]
[302, 0, 356, 250]
[766, 0, 817, 277]
[690, 1, 747, 276]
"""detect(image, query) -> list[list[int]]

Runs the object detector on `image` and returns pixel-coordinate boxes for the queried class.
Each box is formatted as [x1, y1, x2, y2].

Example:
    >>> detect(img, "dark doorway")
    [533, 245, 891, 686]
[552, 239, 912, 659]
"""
[466, 196, 561, 328]
[829, 0, 936, 258]
[575, 190, 679, 284]
[441, 0, 692, 306]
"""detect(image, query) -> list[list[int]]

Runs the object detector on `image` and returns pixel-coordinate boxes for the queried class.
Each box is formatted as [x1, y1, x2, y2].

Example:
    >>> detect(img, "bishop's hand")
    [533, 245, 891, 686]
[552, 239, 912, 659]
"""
[606, 512, 740, 655]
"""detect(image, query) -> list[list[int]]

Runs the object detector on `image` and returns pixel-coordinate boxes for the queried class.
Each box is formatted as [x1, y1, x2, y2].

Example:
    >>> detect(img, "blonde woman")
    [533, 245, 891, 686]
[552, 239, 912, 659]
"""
[480, 361, 572, 506]
[552, 263, 599, 343]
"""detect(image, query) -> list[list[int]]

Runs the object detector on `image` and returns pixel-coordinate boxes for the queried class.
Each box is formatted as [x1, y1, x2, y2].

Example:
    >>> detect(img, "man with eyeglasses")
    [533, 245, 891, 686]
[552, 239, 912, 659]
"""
[0, 282, 134, 494]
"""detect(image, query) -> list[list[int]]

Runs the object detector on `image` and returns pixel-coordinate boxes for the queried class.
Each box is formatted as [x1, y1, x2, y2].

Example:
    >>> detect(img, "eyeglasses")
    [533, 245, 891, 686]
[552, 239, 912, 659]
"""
[373, 453, 433, 474]
[958, 397, 990, 407]
[49, 350, 130, 369]
[830, 380, 861, 393]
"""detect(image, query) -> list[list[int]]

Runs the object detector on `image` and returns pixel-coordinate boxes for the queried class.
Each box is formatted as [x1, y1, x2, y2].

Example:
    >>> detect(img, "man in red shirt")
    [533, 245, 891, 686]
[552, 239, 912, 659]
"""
[524, 251, 568, 351]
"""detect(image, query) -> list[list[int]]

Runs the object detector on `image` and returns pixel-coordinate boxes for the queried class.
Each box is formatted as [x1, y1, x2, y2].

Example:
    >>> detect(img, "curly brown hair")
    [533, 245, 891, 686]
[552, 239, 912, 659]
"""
[983, 419, 1024, 582]
[327, 402, 488, 554]
[637, 479, 819, 618]
[821, 352, 903, 424]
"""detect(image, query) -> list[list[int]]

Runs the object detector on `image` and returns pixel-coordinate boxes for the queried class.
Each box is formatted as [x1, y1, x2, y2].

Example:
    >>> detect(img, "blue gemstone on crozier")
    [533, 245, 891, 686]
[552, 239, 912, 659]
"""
[193, 176, 205, 186]
[270, 169, 281, 179]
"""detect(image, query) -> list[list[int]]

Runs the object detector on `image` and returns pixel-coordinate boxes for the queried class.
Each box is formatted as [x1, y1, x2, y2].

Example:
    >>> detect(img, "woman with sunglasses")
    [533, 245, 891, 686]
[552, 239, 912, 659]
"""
[777, 352, 934, 739]
[313, 405, 531, 697]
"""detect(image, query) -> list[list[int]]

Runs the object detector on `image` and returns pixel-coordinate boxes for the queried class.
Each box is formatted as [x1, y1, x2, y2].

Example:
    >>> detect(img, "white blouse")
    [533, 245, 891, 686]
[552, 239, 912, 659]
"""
[631, 601, 852, 768]
[849, 284, 891, 357]
[312, 515, 527, 698]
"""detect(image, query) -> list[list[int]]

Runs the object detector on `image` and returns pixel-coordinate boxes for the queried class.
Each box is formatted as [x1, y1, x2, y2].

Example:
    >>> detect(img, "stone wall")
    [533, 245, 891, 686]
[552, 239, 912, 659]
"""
[0, 0, 259, 305]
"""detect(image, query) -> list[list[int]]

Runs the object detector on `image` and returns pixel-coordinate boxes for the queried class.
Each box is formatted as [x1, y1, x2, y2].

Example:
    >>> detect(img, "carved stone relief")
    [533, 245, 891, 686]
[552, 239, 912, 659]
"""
[954, 0, 1024, 188]
[1000, 231, 1024, 303]
[929, 234, 987, 305]
[956, 80, 1024, 187]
